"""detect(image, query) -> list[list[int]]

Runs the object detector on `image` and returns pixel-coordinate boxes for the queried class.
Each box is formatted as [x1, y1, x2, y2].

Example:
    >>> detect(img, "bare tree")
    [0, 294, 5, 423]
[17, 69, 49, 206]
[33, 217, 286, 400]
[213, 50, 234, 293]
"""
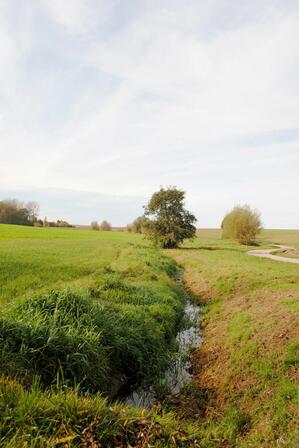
[26, 201, 40, 224]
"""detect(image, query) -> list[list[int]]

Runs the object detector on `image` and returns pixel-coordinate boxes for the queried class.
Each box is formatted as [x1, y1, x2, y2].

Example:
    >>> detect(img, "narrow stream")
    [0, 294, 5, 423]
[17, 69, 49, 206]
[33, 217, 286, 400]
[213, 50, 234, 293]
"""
[123, 271, 202, 408]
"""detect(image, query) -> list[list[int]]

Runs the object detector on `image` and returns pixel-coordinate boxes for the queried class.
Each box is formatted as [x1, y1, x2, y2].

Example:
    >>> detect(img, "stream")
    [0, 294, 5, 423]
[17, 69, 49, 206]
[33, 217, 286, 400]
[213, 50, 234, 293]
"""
[122, 271, 202, 408]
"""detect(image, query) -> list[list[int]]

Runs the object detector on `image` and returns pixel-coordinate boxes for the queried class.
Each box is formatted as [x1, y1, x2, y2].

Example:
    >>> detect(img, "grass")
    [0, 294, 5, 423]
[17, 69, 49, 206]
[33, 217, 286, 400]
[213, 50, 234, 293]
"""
[0, 224, 203, 446]
[166, 228, 299, 447]
[0, 376, 200, 447]
[1, 224, 298, 446]
[275, 248, 299, 259]
[197, 228, 299, 248]
[0, 224, 146, 305]
[0, 224, 187, 393]
[258, 228, 299, 248]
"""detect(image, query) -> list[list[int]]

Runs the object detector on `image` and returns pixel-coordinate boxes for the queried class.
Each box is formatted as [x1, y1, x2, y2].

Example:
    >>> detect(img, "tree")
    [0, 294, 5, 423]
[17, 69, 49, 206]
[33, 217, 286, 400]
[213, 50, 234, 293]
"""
[99, 220, 112, 231]
[26, 201, 40, 224]
[91, 221, 99, 230]
[127, 215, 150, 233]
[0, 199, 33, 226]
[221, 205, 262, 244]
[144, 187, 197, 248]
[56, 220, 73, 228]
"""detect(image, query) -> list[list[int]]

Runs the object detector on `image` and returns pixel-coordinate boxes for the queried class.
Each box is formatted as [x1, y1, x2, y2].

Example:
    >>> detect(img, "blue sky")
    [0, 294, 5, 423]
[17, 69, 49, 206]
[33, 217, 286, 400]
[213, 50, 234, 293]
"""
[0, 0, 298, 227]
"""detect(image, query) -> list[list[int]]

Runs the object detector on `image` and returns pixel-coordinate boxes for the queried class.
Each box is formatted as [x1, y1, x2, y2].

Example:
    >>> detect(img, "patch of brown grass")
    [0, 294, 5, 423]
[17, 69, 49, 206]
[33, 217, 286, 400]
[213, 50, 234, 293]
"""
[189, 273, 298, 399]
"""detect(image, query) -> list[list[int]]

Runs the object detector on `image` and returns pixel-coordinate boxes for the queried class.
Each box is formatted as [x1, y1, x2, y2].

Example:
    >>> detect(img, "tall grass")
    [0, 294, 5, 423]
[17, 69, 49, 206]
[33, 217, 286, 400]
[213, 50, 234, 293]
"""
[0, 225, 194, 445]
[0, 232, 185, 395]
[0, 376, 200, 447]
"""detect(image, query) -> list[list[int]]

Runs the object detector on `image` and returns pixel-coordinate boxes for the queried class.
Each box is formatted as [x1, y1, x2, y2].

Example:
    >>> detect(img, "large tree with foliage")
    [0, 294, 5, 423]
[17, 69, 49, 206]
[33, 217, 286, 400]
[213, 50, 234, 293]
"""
[144, 187, 197, 248]
[221, 204, 262, 244]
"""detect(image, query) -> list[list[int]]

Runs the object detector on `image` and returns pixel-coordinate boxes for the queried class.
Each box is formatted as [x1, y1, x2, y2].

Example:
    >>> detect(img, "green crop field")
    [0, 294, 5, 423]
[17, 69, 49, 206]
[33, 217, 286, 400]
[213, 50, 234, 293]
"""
[0, 224, 145, 305]
[0, 224, 298, 447]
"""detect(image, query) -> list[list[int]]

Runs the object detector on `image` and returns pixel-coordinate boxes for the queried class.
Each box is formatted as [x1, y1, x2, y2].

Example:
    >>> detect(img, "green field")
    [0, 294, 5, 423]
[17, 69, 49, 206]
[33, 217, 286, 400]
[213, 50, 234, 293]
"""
[198, 227, 299, 247]
[0, 224, 190, 393]
[258, 229, 299, 248]
[0, 224, 201, 446]
[0, 224, 298, 447]
[0, 225, 145, 305]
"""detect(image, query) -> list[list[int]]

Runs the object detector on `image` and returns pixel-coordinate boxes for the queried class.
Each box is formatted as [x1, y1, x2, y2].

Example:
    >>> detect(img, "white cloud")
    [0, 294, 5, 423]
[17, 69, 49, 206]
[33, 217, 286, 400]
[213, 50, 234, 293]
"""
[0, 0, 298, 226]
[41, 0, 96, 34]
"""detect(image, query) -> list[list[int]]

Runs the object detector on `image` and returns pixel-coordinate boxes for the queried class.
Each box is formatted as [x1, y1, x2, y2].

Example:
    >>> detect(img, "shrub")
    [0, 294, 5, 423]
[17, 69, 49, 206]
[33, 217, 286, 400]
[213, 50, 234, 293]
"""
[0, 276, 184, 394]
[127, 215, 150, 233]
[221, 205, 262, 244]
[0, 290, 110, 392]
[126, 223, 133, 232]
[91, 220, 99, 230]
[100, 220, 112, 231]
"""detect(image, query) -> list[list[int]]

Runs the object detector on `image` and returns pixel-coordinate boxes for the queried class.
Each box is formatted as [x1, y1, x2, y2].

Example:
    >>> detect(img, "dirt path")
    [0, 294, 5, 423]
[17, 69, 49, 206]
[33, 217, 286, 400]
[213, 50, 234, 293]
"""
[247, 244, 299, 264]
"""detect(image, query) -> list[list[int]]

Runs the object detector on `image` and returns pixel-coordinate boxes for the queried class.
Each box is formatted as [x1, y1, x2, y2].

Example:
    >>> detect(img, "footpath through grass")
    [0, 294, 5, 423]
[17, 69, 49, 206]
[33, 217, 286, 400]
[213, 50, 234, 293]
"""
[166, 229, 299, 447]
[0, 224, 201, 447]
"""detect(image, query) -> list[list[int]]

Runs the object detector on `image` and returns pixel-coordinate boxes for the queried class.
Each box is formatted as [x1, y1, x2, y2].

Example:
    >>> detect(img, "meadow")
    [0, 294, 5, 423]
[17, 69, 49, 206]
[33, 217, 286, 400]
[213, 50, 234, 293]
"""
[0, 224, 298, 447]
[0, 224, 192, 393]
[166, 228, 299, 447]
[0, 224, 201, 446]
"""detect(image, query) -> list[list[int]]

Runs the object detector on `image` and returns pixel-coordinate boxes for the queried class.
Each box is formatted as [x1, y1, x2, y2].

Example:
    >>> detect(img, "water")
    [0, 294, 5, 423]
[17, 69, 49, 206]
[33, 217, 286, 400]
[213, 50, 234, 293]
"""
[124, 291, 202, 408]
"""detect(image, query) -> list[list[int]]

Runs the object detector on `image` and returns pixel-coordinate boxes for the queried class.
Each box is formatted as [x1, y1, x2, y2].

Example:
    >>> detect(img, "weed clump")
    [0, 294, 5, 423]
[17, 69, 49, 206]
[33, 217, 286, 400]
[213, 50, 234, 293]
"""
[0, 275, 185, 394]
[0, 290, 109, 392]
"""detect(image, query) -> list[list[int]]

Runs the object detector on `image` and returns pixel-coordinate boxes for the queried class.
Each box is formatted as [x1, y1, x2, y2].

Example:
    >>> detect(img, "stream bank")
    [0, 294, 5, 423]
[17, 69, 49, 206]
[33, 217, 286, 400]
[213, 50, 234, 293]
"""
[121, 270, 202, 408]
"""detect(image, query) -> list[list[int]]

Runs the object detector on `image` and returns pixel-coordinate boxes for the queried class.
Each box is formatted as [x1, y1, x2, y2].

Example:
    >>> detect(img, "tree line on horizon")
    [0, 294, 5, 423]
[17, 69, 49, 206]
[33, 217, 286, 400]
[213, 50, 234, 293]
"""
[90, 220, 112, 231]
[0, 199, 73, 228]
[1, 189, 262, 247]
[0, 199, 39, 226]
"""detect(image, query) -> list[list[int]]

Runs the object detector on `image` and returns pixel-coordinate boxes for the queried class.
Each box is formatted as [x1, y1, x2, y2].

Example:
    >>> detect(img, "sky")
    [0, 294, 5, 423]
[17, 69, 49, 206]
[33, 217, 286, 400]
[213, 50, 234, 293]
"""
[0, 0, 298, 227]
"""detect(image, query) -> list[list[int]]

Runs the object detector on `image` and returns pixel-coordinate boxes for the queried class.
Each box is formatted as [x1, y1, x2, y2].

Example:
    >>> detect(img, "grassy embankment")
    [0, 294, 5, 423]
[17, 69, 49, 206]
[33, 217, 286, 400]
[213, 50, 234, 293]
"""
[165, 228, 299, 447]
[0, 224, 200, 447]
[0, 224, 298, 447]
